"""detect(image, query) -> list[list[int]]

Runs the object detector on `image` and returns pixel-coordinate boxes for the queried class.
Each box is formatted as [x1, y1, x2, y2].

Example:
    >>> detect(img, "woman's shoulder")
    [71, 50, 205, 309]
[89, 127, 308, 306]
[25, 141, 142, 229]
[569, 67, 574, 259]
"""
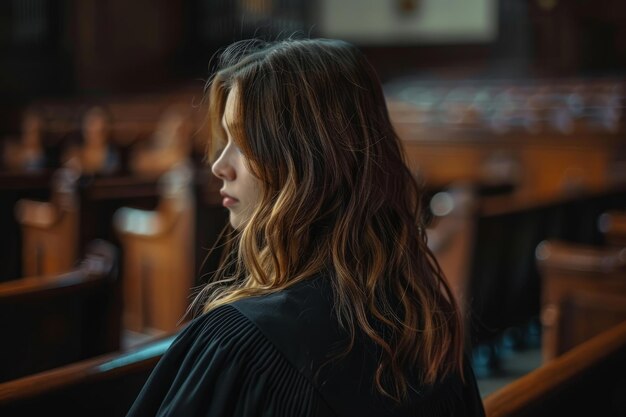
[128, 302, 338, 416]
[182, 276, 335, 342]
[157, 278, 484, 417]
[231, 275, 335, 331]
[229, 276, 344, 374]
[171, 275, 339, 376]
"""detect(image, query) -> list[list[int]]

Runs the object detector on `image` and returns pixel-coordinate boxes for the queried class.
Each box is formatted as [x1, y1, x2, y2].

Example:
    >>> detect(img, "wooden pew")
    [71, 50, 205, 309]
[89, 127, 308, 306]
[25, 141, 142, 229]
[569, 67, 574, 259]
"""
[598, 210, 626, 247]
[13, 166, 162, 277]
[0, 240, 121, 383]
[484, 319, 626, 417]
[0, 332, 175, 417]
[426, 183, 477, 315]
[14, 166, 80, 277]
[535, 239, 626, 360]
[114, 162, 195, 333]
[559, 291, 626, 354]
[0, 170, 51, 281]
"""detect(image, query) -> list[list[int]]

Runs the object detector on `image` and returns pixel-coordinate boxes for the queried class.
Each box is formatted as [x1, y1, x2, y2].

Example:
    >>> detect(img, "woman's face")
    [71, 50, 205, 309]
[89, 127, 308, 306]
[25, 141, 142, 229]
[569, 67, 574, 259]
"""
[211, 87, 261, 230]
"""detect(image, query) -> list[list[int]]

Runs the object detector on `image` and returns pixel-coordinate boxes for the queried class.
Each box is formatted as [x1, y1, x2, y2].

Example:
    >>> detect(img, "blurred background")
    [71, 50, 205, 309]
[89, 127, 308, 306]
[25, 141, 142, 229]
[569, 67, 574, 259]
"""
[1, 0, 626, 397]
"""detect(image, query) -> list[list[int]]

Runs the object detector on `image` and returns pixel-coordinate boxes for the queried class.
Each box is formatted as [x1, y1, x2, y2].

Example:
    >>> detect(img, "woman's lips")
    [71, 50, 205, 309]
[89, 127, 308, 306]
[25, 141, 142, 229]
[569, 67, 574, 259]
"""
[222, 196, 238, 208]
[220, 192, 239, 208]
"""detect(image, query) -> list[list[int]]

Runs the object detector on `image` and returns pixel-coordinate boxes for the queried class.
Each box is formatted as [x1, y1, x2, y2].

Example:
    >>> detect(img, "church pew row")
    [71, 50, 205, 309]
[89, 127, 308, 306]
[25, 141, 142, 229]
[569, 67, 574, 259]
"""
[467, 190, 626, 352]
[4, 94, 207, 176]
[1, 168, 161, 281]
[483, 319, 626, 417]
[14, 167, 169, 279]
[0, 333, 175, 417]
[13, 163, 226, 335]
[536, 239, 626, 360]
[6, 98, 626, 378]
[1, 314, 625, 417]
[0, 240, 121, 383]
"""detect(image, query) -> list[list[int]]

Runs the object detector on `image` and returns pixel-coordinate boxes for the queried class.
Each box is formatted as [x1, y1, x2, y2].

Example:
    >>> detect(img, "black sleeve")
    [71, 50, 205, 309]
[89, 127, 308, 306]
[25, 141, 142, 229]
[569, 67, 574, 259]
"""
[462, 358, 486, 417]
[126, 305, 335, 417]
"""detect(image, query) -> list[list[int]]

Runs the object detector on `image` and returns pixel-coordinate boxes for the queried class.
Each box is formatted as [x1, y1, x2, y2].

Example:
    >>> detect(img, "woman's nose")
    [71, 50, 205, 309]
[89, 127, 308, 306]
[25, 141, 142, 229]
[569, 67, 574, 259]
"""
[211, 149, 235, 181]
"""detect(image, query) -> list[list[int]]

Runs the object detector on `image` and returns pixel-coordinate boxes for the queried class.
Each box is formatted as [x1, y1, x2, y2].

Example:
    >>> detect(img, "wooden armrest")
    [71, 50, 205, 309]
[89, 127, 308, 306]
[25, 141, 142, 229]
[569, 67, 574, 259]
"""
[0, 270, 92, 299]
[14, 199, 60, 228]
[0, 239, 117, 299]
[0, 333, 176, 405]
[484, 319, 626, 417]
[535, 240, 626, 273]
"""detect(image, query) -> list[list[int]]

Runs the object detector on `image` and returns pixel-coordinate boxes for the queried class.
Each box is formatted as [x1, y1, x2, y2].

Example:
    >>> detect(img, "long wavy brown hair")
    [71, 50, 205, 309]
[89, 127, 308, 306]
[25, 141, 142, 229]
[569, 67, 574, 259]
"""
[196, 38, 464, 402]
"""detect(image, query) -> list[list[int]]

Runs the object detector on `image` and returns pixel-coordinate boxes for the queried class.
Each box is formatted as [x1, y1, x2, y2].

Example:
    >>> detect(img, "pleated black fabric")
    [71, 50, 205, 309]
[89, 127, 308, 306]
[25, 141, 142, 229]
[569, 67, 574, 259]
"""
[126, 276, 486, 417]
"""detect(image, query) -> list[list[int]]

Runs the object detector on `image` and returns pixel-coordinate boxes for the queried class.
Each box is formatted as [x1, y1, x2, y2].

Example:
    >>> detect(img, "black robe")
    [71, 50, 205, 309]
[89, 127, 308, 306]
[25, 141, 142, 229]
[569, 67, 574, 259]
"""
[127, 276, 486, 416]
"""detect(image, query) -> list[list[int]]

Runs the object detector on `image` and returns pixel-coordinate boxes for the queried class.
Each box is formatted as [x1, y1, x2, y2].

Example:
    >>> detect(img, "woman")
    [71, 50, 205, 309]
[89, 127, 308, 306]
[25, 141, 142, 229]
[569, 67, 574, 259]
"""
[127, 38, 485, 417]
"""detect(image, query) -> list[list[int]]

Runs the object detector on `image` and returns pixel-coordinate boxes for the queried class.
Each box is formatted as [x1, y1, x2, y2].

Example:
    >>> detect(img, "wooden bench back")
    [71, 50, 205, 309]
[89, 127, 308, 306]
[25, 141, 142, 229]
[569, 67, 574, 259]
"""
[484, 319, 626, 417]
[13, 166, 163, 277]
[536, 239, 626, 360]
[114, 162, 195, 333]
[426, 183, 477, 315]
[14, 167, 80, 277]
[598, 210, 626, 247]
[0, 240, 121, 383]
[0, 171, 51, 281]
[560, 291, 626, 353]
[0, 332, 175, 417]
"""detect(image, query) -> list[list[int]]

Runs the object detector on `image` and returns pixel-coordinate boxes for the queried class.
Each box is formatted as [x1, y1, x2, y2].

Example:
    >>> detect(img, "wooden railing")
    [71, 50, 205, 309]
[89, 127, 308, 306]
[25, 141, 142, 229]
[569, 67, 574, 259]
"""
[484, 319, 626, 417]
[0, 332, 175, 417]
[0, 240, 121, 383]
